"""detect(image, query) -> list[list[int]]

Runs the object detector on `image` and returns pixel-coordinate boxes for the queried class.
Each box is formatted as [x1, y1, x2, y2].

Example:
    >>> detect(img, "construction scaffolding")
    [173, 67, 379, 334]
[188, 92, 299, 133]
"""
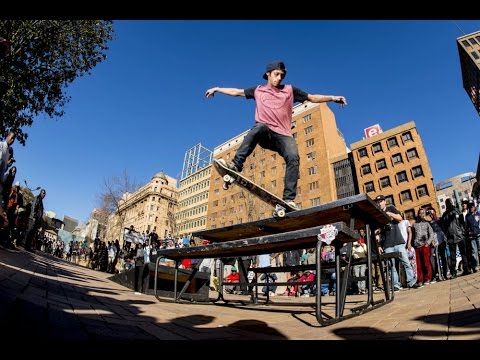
[181, 143, 213, 180]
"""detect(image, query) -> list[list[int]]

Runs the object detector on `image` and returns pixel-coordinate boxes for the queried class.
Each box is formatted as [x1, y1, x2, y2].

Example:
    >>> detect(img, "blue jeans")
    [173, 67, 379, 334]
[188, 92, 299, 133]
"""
[233, 123, 299, 201]
[384, 244, 416, 288]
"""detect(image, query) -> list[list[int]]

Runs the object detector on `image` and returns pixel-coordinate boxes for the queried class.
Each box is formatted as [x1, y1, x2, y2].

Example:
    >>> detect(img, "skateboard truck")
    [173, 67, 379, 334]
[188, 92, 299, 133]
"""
[273, 204, 286, 218]
[222, 174, 235, 190]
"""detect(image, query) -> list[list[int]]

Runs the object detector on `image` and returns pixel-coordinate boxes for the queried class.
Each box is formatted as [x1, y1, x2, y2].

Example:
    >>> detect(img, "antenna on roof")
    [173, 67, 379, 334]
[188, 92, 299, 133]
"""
[451, 20, 466, 35]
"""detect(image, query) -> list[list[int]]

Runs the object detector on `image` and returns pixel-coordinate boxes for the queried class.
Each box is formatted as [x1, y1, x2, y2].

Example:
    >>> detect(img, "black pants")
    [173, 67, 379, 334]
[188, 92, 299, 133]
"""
[24, 219, 39, 251]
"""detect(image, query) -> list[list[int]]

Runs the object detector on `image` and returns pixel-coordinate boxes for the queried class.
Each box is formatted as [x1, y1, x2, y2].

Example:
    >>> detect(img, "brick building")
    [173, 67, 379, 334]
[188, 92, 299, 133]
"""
[350, 121, 437, 220]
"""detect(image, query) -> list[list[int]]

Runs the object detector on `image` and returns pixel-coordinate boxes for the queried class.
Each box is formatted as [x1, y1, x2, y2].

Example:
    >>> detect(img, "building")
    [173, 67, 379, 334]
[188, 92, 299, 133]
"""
[206, 102, 349, 229]
[457, 31, 480, 116]
[435, 171, 476, 214]
[176, 166, 212, 240]
[63, 215, 79, 233]
[350, 121, 437, 220]
[85, 208, 108, 242]
[105, 172, 178, 247]
[175, 143, 213, 240]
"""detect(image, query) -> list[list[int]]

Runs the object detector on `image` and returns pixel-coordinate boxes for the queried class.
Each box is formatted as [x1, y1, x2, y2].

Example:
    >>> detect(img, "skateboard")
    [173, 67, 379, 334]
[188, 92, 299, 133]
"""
[213, 158, 297, 217]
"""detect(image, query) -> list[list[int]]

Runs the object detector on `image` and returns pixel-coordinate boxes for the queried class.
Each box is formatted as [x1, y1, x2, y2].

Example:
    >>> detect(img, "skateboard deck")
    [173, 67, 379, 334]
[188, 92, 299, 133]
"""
[213, 158, 297, 217]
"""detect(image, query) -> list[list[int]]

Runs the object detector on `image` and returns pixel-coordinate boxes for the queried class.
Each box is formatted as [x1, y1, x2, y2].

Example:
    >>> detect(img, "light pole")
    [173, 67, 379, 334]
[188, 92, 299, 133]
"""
[24, 179, 40, 192]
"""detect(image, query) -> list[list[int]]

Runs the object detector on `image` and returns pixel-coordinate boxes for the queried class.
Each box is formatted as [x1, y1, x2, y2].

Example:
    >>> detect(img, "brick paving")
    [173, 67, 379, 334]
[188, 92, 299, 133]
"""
[1, 245, 480, 341]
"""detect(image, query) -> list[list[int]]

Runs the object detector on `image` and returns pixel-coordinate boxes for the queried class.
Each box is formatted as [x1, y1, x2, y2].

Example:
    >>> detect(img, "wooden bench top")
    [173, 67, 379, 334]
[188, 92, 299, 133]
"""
[156, 222, 358, 261]
[192, 193, 389, 243]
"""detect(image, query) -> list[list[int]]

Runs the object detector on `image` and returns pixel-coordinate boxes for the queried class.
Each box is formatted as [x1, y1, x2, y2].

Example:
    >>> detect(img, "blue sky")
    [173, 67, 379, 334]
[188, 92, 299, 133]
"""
[12, 20, 480, 223]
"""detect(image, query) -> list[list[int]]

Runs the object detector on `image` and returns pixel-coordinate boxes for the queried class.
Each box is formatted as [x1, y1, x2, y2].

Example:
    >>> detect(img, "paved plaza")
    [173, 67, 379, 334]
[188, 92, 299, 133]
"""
[1, 245, 480, 341]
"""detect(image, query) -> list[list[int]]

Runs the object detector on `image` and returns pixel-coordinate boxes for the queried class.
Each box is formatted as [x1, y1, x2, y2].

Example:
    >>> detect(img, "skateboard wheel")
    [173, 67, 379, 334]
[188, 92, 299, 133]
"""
[275, 209, 285, 217]
[223, 174, 234, 183]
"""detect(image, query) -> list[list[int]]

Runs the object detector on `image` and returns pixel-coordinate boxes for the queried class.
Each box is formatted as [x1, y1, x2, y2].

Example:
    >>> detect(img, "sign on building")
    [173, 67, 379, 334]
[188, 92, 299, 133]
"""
[364, 124, 383, 139]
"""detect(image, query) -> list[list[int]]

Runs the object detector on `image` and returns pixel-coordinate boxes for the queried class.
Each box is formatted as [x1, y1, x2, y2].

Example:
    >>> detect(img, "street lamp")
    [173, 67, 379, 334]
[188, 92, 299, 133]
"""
[24, 179, 40, 192]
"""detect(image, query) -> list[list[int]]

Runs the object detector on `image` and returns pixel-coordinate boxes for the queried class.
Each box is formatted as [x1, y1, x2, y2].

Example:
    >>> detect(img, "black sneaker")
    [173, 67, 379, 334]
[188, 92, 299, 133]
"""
[408, 283, 422, 289]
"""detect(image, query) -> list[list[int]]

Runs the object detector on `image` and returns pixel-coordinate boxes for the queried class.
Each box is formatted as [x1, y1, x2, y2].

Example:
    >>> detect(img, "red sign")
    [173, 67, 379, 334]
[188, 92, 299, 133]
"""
[364, 124, 383, 139]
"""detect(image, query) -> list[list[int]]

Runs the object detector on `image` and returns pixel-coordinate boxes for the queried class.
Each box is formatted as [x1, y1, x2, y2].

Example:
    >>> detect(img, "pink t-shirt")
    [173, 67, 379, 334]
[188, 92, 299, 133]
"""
[249, 84, 294, 137]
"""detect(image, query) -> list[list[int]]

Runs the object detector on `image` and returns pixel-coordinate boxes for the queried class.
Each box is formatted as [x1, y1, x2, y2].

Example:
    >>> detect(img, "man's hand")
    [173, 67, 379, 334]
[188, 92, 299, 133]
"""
[332, 96, 347, 108]
[205, 88, 217, 98]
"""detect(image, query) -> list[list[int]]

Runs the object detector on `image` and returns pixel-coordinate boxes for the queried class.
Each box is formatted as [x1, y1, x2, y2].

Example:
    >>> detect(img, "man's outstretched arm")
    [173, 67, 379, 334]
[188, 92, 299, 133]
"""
[205, 87, 246, 98]
[307, 94, 347, 107]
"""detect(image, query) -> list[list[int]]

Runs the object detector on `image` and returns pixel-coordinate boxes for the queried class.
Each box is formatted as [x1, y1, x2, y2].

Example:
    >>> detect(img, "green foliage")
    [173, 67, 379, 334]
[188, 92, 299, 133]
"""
[0, 20, 114, 144]
[20, 186, 34, 205]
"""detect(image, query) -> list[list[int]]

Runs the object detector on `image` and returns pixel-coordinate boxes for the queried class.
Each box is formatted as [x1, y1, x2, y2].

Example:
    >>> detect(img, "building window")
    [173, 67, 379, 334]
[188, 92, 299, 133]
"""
[406, 148, 418, 160]
[462, 39, 472, 48]
[311, 198, 321, 206]
[401, 131, 413, 143]
[387, 137, 398, 148]
[471, 51, 480, 60]
[396, 171, 408, 183]
[308, 166, 318, 175]
[306, 138, 314, 147]
[412, 165, 424, 178]
[271, 180, 277, 189]
[304, 125, 313, 135]
[385, 195, 395, 206]
[380, 176, 391, 188]
[417, 185, 428, 198]
[376, 158, 387, 171]
[303, 114, 312, 123]
[372, 142, 383, 154]
[469, 38, 478, 46]
[364, 181, 375, 193]
[291, 120, 296, 128]
[401, 190, 412, 202]
[358, 147, 368, 158]
[306, 151, 316, 161]
[361, 164, 371, 175]
[309, 181, 319, 191]
[392, 153, 403, 165]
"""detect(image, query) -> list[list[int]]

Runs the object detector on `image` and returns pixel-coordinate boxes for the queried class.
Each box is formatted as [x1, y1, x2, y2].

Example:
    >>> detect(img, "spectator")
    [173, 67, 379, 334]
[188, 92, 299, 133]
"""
[465, 202, 480, 273]
[375, 194, 420, 290]
[352, 238, 367, 294]
[261, 272, 278, 296]
[441, 198, 471, 278]
[426, 207, 448, 281]
[24, 188, 46, 252]
[0, 130, 16, 227]
[223, 266, 240, 294]
[411, 208, 435, 286]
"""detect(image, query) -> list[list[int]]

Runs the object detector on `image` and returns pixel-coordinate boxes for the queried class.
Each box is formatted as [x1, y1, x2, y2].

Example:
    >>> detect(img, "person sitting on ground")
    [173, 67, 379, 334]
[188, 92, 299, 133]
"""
[298, 270, 316, 297]
[261, 272, 278, 296]
[223, 266, 240, 294]
[283, 271, 299, 296]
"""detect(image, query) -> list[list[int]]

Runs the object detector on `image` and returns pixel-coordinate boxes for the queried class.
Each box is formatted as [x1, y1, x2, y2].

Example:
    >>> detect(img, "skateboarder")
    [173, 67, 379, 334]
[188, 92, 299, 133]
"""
[205, 60, 347, 209]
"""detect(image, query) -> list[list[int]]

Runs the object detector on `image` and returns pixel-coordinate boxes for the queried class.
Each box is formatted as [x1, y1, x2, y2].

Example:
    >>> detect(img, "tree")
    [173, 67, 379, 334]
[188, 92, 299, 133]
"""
[0, 20, 114, 143]
[98, 169, 139, 215]
[97, 169, 139, 242]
